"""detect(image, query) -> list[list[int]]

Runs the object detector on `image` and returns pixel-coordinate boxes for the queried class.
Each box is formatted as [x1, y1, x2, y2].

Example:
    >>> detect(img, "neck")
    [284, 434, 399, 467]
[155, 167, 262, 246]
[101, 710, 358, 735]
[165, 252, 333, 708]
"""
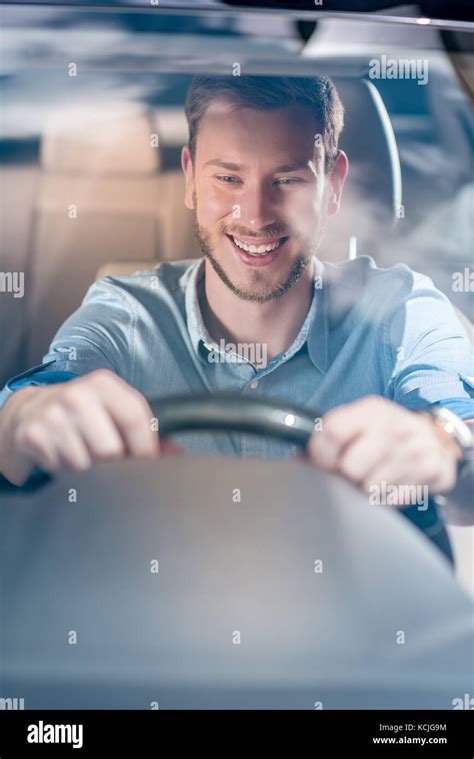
[199, 259, 315, 362]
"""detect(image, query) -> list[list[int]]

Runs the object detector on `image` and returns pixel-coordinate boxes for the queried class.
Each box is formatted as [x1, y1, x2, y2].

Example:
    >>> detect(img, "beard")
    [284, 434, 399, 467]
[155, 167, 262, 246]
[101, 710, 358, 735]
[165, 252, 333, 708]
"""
[192, 211, 317, 304]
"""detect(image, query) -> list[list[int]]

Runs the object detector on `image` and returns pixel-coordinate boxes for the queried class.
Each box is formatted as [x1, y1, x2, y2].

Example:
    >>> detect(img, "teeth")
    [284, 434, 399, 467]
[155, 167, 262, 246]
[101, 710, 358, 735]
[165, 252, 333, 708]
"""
[231, 236, 283, 254]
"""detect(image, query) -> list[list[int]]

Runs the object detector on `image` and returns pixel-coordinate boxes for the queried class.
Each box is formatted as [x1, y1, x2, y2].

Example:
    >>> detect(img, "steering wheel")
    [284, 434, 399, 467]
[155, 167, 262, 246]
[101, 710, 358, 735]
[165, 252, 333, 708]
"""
[148, 392, 452, 562]
[0, 392, 452, 561]
[148, 391, 316, 445]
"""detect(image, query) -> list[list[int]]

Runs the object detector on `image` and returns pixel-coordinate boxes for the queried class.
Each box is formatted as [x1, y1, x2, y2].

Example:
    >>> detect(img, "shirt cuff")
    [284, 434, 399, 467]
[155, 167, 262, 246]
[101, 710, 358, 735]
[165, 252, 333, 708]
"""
[0, 363, 79, 409]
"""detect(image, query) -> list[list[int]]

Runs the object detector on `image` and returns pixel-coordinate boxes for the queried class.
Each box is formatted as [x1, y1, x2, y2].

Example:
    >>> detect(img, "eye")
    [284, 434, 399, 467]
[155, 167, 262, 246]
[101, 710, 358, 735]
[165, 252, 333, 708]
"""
[274, 177, 304, 186]
[216, 175, 241, 184]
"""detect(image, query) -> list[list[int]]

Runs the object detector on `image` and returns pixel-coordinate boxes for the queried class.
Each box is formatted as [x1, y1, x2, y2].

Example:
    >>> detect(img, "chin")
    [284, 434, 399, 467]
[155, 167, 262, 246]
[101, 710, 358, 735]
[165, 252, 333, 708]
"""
[207, 247, 311, 303]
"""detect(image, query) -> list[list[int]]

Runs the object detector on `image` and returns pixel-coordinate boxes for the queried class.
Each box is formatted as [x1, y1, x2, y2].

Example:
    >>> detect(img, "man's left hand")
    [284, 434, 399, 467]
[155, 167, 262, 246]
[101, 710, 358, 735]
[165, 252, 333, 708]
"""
[307, 396, 462, 504]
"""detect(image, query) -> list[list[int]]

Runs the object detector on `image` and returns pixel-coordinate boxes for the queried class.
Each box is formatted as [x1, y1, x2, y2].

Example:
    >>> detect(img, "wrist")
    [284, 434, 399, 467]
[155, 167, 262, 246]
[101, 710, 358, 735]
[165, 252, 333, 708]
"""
[1, 385, 41, 414]
[426, 416, 463, 460]
[419, 406, 473, 477]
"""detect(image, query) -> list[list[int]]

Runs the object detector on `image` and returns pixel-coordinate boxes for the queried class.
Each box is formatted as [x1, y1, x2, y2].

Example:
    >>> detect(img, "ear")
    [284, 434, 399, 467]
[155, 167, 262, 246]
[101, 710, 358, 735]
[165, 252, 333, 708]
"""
[326, 150, 349, 216]
[181, 145, 195, 210]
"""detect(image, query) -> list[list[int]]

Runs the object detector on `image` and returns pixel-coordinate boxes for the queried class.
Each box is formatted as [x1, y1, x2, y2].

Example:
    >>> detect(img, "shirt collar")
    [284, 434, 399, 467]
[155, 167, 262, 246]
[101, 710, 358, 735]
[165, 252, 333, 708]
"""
[185, 256, 329, 373]
[185, 258, 214, 363]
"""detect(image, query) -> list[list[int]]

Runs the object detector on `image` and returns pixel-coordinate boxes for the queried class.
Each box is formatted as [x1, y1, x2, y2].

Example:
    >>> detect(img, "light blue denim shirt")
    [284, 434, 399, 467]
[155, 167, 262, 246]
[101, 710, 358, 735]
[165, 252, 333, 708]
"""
[1, 256, 473, 458]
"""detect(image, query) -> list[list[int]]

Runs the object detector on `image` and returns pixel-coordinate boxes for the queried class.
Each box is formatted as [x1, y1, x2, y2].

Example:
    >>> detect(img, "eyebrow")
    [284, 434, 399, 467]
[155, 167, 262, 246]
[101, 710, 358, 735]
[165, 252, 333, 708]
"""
[273, 161, 313, 173]
[203, 159, 313, 173]
[204, 159, 242, 171]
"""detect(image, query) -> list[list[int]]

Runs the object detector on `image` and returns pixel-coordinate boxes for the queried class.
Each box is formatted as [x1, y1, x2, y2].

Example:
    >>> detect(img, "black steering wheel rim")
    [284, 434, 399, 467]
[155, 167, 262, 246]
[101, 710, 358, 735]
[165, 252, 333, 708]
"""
[148, 391, 317, 446]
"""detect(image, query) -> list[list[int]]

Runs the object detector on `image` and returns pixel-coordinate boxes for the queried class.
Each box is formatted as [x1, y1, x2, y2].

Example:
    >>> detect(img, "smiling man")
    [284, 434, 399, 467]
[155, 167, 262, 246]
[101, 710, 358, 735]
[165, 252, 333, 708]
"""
[0, 75, 472, 521]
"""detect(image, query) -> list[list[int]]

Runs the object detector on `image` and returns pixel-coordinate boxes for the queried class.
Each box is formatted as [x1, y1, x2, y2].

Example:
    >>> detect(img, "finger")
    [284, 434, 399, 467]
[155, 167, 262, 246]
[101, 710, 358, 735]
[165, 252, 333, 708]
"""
[60, 389, 127, 462]
[160, 438, 184, 456]
[15, 420, 63, 475]
[361, 442, 438, 506]
[75, 372, 159, 459]
[53, 428, 93, 473]
[336, 427, 393, 485]
[308, 403, 371, 470]
[103, 393, 159, 459]
[2, 390, 54, 481]
[363, 442, 453, 501]
[34, 401, 92, 473]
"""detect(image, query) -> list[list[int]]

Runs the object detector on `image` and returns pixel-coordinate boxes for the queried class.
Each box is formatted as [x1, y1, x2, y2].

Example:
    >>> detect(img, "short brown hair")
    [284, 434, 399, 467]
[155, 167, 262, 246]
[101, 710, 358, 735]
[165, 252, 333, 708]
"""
[184, 74, 344, 172]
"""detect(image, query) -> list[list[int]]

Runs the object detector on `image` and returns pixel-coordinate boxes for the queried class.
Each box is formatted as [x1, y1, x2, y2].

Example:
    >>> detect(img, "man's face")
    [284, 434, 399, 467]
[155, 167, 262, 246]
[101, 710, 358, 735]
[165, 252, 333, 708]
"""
[182, 98, 345, 303]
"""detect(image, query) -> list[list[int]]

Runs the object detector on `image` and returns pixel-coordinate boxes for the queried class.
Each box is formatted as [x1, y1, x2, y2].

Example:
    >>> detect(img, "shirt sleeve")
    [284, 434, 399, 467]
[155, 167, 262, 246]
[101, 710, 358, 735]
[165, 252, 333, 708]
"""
[0, 277, 136, 409]
[384, 272, 474, 420]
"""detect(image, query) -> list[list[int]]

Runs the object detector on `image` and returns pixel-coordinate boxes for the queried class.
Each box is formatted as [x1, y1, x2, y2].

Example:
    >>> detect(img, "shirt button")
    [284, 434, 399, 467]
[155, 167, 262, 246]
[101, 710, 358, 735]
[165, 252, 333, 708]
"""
[249, 380, 259, 390]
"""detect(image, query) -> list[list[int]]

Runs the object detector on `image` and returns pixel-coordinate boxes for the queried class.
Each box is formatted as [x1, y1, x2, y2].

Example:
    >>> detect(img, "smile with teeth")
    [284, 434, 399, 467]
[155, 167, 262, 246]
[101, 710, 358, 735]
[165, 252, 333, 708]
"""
[230, 235, 286, 255]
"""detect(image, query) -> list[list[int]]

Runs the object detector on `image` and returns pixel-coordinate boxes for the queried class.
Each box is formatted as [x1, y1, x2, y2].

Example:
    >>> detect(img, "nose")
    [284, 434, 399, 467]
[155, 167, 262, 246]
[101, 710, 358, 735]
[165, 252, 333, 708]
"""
[237, 182, 277, 231]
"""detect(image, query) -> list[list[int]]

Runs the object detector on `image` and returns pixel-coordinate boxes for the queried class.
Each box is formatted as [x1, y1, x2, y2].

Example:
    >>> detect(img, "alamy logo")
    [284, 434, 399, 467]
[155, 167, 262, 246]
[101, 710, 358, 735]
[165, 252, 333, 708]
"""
[27, 721, 83, 749]
[207, 339, 268, 370]
[0, 697, 24, 709]
[452, 268, 473, 292]
[452, 693, 474, 709]
[368, 482, 429, 510]
[0, 271, 24, 298]
[369, 55, 429, 85]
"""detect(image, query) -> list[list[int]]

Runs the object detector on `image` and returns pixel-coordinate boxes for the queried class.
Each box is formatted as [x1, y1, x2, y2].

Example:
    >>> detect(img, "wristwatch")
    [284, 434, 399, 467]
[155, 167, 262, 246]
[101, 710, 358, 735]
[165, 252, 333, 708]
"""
[421, 406, 473, 478]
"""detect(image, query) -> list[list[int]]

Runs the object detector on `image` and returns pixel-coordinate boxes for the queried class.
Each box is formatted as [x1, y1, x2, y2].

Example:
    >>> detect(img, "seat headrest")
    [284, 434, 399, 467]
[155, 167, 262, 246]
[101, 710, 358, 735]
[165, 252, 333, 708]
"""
[336, 78, 402, 221]
[320, 76, 402, 258]
[41, 104, 160, 175]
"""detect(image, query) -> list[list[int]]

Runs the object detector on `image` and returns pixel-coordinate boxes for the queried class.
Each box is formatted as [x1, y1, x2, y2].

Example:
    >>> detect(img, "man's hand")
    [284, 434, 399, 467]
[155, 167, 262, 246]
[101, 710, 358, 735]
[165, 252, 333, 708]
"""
[0, 369, 160, 486]
[307, 396, 462, 504]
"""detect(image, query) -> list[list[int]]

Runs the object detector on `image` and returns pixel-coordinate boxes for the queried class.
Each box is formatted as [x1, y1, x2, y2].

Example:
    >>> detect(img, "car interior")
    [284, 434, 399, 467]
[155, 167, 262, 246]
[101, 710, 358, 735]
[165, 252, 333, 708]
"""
[1, 10, 473, 386]
[1, 70, 405, 376]
[0, 0, 473, 716]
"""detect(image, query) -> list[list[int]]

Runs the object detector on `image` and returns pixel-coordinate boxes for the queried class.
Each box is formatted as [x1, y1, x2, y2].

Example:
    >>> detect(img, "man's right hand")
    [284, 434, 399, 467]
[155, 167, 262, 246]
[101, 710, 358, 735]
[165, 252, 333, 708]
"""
[0, 369, 160, 486]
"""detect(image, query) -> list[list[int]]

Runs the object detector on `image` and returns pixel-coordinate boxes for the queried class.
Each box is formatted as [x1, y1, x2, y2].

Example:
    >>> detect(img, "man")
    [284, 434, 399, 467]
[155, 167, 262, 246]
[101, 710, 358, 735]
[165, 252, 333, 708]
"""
[0, 75, 472, 522]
